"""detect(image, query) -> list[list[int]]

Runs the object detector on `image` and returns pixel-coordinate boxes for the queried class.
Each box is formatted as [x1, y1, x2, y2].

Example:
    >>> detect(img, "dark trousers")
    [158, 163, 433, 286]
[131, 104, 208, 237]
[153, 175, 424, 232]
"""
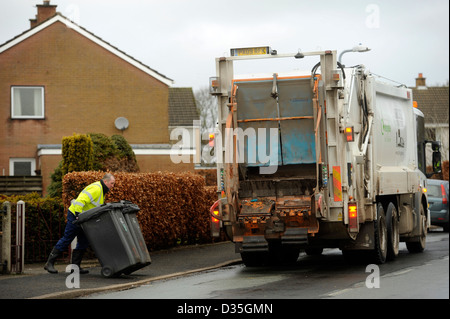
[54, 210, 89, 251]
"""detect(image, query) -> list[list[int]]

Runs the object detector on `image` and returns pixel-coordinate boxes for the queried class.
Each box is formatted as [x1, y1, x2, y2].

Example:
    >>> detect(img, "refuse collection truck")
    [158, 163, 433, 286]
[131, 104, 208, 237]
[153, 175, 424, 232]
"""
[209, 47, 442, 266]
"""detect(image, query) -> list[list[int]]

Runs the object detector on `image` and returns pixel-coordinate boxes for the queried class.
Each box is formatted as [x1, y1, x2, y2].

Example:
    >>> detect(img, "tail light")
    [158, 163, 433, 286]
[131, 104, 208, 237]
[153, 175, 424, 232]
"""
[210, 200, 222, 237]
[212, 209, 220, 222]
[345, 126, 354, 142]
[209, 133, 215, 147]
[348, 202, 358, 232]
[441, 184, 448, 205]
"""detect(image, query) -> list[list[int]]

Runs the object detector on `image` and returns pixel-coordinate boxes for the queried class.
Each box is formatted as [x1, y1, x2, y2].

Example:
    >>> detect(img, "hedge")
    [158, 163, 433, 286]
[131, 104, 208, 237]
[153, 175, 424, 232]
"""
[0, 193, 66, 262]
[63, 171, 218, 251]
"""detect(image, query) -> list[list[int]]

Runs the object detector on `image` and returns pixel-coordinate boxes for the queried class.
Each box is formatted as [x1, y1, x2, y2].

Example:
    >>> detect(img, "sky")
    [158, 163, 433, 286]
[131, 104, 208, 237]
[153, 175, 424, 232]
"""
[1, 0, 449, 92]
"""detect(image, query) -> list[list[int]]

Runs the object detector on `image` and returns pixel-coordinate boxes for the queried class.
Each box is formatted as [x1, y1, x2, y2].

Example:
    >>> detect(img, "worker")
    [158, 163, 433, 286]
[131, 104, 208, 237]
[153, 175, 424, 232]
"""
[44, 173, 116, 274]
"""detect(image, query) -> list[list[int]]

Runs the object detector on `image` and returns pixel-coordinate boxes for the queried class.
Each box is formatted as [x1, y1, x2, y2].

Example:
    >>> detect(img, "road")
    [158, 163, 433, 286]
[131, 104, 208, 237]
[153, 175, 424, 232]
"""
[85, 229, 448, 299]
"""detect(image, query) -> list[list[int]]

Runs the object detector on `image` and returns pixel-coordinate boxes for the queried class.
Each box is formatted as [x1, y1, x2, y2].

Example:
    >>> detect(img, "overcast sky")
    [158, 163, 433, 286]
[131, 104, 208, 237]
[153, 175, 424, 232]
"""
[1, 0, 449, 91]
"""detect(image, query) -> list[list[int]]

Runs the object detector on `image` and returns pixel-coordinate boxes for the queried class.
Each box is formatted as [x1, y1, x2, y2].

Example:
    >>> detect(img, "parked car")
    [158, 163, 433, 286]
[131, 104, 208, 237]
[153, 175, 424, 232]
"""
[427, 179, 449, 232]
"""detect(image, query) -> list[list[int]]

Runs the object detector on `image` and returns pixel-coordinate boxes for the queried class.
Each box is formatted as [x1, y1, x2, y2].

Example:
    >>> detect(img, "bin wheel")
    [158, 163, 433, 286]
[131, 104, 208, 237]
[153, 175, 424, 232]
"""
[101, 266, 114, 278]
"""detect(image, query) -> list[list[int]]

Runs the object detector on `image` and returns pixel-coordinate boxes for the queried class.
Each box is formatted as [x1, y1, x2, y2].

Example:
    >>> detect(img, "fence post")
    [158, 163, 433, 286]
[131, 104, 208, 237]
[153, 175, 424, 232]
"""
[15, 200, 25, 274]
[1, 201, 11, 274]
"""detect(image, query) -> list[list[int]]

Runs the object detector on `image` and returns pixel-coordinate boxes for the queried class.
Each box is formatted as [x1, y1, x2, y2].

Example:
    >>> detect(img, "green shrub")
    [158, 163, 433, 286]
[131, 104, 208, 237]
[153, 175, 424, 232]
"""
[61, 133, 94, 175]
[89, 133, 139, 172]
[89, 133, 118, 171]
[47, 161, 63, 197]
[48, 133, 139, 196]
[111, 134, 136, 160]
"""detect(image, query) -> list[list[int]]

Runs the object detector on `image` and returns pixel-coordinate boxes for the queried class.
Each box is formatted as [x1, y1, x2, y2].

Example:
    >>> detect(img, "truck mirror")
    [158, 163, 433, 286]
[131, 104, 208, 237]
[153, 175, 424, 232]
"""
[431, 141, 441, 152]
[432, 151, 442, 174]
[425, 140, 442, 177]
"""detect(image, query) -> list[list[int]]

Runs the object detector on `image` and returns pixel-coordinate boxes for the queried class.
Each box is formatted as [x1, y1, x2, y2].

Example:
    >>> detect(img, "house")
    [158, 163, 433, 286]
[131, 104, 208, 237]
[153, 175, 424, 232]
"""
[411, 73, 449, 162]
[0, 1, 200, 195]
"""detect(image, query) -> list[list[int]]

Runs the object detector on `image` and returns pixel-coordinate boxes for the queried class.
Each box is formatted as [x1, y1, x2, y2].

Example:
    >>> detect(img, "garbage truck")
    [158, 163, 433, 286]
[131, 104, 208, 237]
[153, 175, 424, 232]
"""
[209, 47, 442, 266]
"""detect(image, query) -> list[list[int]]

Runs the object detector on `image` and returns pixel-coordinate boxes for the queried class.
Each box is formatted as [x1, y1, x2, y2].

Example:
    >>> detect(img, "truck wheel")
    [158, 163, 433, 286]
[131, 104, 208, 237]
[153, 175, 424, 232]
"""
[371, 203, 387, 264]
[406, 204, 427, 253]
[386, 202, 399, 260]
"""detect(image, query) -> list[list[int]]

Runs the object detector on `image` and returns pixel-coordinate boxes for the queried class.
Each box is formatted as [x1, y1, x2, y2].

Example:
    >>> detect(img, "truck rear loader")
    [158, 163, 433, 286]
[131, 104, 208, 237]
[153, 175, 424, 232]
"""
[209, 48, 442, 266]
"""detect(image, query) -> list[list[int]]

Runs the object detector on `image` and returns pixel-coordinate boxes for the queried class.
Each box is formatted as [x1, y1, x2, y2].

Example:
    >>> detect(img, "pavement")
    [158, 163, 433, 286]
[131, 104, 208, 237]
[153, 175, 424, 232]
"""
[0, 241, 241, 299]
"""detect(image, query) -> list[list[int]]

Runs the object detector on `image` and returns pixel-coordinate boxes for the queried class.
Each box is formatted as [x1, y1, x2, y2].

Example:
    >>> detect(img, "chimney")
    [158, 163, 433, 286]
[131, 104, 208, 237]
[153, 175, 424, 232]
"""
[30, 0, 57, 28]
[415, 73, 427, 89]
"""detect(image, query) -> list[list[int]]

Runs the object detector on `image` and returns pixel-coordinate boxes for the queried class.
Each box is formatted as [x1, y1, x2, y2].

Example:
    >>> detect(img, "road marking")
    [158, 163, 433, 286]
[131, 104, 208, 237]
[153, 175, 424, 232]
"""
[326, 288, 353, 297]
[382, 268, 413, 277]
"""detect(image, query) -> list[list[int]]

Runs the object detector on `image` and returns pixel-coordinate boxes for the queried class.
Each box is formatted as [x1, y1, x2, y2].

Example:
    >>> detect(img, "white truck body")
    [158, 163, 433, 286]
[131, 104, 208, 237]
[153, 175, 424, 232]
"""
[210, 49, 441, 266]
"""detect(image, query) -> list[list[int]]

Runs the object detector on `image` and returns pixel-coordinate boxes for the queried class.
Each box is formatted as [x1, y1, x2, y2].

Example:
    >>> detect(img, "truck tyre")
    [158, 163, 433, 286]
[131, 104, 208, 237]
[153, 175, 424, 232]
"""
[406, 204, 427, 253]
[386, 202, 399, 260]
[371, 203, 387, 264]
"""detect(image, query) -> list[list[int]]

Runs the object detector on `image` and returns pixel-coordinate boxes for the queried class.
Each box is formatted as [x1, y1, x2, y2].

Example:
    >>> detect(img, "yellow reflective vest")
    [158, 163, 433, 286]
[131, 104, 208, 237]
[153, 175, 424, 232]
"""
[69, 181, 105, 215]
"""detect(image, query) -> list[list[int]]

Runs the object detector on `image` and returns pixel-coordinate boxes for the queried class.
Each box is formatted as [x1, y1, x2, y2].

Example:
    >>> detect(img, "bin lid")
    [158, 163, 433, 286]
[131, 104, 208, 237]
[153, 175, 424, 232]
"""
[74, 201, 140, 224]
[120, 200, 140, 214]
[74, 203, 117, 225]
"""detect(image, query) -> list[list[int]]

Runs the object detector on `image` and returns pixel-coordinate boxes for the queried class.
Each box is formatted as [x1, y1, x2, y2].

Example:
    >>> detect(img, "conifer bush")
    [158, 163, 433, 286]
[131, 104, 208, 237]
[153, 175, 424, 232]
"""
[61, 133, 94, 175]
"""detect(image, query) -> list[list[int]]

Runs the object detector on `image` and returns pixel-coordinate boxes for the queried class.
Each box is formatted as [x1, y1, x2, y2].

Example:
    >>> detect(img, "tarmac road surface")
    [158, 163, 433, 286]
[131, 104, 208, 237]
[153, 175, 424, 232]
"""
[86, 230, 448, 299]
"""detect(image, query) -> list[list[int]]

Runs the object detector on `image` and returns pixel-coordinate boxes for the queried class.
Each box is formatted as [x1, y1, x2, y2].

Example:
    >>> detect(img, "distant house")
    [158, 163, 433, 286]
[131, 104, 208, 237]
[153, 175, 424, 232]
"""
[0, 1, 199, 195]
[411, 73, 449, 162]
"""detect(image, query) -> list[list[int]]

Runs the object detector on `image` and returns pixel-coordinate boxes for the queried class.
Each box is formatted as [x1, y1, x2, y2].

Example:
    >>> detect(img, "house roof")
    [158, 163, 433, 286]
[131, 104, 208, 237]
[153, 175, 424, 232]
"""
[168, 87, 199, 127]
[0, 13, 174, 86]
[412, 86, 449, 125]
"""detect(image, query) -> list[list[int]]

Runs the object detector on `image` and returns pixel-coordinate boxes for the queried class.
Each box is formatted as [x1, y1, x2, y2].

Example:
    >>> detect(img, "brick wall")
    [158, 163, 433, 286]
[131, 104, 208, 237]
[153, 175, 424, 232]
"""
[136, 155, 196, 173]
[1, 21, 178, 190]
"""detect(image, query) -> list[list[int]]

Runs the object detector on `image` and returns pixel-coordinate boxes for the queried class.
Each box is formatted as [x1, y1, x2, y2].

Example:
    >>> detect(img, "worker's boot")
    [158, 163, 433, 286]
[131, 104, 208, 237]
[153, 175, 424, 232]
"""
[71, 249, 89, 274]
[44, 248, 61, 274]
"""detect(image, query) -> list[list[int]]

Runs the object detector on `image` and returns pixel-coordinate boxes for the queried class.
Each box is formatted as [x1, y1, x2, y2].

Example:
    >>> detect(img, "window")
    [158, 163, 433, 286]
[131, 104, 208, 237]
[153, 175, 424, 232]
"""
[11, 86, 44, 119]
[9, 158, 36, 176]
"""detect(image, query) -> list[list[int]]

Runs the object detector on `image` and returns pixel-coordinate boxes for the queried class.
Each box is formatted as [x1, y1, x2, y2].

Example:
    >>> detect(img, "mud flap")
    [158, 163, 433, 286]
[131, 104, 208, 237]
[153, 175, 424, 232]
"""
[341, 222, 375, 250]
[239, 236, 269, 253]
[281, 227, 308, 245]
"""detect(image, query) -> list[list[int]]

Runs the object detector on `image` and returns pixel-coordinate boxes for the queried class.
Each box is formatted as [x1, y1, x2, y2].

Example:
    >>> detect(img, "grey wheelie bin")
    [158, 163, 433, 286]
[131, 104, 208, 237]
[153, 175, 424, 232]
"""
[76, 201, 150, 277]
[120, 200, 151, 273]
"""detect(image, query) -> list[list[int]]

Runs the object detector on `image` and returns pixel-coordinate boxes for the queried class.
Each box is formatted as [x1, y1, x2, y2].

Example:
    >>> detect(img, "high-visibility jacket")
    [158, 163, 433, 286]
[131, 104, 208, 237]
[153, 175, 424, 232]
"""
[69, 181, 105, 215]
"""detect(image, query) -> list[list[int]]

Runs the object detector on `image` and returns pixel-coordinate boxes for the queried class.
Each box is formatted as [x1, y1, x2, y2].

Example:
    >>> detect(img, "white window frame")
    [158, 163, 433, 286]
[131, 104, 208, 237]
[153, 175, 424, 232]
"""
[9, 158, 36, 176]
[11, 86, 45, 119]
